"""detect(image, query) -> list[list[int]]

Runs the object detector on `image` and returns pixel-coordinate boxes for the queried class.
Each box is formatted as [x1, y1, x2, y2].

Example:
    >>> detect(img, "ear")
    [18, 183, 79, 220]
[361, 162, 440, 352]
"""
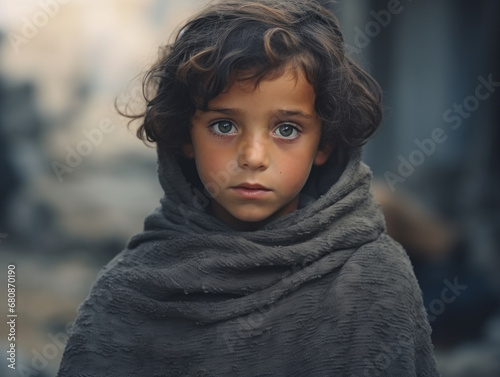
[313, 142, 333, 166]
[182, 143, 194, 159]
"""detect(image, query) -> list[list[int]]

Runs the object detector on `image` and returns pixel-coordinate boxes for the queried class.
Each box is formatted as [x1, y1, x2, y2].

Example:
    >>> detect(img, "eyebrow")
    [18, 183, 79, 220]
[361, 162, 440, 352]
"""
[205, 107, 315, 119]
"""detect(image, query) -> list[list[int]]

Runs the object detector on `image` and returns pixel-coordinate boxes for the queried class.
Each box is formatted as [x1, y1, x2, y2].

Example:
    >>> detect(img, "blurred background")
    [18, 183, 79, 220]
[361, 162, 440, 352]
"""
[0, 0, 498, 376]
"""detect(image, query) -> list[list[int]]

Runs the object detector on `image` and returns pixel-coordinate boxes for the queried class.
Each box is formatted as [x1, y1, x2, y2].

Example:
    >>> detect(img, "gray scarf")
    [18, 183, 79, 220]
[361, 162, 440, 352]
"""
[58, 146, 439, 376]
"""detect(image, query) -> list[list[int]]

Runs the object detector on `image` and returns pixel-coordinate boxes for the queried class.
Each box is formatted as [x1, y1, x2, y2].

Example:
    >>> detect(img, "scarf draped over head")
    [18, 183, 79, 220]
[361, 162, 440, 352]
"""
[57, 146, 439, 377]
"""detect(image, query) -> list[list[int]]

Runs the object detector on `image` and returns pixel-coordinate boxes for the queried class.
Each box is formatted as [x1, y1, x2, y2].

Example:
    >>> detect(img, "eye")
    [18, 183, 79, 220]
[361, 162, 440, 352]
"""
[209, 120, 237, 135]
[274, 123, 300, 139]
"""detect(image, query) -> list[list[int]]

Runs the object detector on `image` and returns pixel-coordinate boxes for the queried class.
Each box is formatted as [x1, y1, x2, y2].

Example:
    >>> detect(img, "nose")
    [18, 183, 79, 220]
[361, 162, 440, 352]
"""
[237, 134, 269, 171]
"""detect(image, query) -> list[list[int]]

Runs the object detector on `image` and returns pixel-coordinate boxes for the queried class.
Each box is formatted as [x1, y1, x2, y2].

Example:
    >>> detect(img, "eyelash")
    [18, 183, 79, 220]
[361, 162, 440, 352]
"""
[208, 120, 237, 138]
[208, 120, 302, 141]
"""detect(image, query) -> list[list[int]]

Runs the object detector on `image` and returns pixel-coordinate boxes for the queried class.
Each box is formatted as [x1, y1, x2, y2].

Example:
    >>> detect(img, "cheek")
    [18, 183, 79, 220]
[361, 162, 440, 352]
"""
[194, 144, 232, 183]
[276, 153, 315, 191]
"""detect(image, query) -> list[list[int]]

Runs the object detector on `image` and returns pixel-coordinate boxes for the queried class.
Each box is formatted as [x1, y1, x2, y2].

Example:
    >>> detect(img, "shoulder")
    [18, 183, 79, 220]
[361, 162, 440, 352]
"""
[324, 234, 439, 374]
[342, 233, 419, 293]
[330, 233, 428, 326]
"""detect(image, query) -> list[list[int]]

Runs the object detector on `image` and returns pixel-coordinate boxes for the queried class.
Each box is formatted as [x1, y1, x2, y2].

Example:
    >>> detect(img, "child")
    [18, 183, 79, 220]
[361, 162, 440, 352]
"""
[58, 0, 439, 375]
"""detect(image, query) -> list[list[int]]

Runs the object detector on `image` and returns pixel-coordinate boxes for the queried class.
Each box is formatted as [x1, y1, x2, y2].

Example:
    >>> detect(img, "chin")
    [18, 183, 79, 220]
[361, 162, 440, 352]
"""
[233, 213, 270, 224]
[231, 208, 273, 224]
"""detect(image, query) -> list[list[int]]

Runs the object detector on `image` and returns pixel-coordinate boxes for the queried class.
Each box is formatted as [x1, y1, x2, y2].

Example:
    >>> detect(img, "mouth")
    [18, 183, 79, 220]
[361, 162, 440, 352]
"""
[230, 183, 272, 199]
[233, 183, 271, 190]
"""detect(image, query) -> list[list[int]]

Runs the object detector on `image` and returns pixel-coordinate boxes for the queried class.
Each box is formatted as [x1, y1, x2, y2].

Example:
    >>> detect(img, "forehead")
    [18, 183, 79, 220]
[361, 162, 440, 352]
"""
[209, 68, 316, 112]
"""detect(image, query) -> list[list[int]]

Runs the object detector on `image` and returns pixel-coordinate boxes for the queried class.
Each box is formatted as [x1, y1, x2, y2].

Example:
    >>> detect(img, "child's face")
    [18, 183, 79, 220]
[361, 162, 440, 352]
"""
[185, 68, 332, 230]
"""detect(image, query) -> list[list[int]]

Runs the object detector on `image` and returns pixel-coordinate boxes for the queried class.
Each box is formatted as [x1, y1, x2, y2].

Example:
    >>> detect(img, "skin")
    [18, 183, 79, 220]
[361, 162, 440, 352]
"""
[184, 68, 332, 231]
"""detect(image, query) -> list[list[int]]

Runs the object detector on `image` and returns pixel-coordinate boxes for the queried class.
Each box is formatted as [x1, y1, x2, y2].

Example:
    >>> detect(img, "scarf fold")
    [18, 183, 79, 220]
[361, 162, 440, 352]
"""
[58, 146, 439, 377]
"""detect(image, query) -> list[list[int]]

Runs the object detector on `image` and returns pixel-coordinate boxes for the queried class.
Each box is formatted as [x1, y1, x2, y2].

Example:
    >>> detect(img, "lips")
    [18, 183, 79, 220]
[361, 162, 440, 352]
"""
[233, 183, 271, 190]
[230, 183, 272, 199]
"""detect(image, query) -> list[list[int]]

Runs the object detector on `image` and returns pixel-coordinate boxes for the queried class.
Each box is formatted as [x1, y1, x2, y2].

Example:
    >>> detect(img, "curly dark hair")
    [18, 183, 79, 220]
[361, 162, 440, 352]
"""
[120, 0, 382, 154]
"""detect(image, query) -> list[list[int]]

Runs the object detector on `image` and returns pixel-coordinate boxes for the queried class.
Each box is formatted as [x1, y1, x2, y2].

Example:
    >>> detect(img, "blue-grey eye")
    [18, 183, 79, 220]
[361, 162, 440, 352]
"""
[275, 124, 299, 138]
[211, 120, 236, 134]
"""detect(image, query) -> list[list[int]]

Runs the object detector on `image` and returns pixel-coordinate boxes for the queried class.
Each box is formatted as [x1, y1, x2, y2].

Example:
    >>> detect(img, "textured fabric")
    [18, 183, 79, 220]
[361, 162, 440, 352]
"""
[57, 146, 439, 376]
